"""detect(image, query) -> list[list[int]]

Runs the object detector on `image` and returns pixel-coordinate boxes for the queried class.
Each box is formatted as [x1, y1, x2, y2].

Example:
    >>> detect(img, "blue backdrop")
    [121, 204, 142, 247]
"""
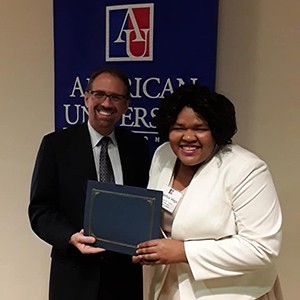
[54, 0, 219, 156]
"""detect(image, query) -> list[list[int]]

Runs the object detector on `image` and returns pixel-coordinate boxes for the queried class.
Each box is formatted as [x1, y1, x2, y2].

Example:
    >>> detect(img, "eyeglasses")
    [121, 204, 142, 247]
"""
[88, 90, 128, 102]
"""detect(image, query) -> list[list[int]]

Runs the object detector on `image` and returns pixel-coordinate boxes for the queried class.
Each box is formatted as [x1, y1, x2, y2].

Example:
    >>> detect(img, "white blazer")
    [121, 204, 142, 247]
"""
[143, 143, 282, 300]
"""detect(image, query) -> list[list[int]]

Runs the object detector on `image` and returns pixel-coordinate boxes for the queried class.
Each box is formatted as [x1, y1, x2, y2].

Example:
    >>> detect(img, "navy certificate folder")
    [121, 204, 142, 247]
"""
[84, 180, 163, 255]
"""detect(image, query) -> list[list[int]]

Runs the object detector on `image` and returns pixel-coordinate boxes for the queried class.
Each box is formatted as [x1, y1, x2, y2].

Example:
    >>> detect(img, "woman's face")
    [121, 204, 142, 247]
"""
[169, 106, 216, 167]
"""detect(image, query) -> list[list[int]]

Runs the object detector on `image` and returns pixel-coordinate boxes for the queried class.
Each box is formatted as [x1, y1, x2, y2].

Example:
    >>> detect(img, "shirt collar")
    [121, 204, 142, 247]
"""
[87, 121, 117, 148]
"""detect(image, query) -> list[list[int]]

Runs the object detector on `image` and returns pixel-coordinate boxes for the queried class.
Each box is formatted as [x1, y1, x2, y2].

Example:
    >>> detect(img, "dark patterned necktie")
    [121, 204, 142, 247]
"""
[99, 137, 115, 183]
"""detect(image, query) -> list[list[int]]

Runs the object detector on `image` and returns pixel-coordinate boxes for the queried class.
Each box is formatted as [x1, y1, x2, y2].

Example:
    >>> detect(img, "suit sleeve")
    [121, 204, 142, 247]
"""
[28, 135, 77, 253]
[136, 136, 150, 188]
[123, 132, 150, 188]
[184, 159, 282, 280]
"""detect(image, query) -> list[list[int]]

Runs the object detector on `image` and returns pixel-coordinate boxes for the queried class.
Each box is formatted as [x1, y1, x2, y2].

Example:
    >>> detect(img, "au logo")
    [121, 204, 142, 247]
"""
[106, 3, 154, 61]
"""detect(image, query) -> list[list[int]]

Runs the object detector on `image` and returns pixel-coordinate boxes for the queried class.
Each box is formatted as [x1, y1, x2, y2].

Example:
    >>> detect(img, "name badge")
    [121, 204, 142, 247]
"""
[162, 184, 183, 213]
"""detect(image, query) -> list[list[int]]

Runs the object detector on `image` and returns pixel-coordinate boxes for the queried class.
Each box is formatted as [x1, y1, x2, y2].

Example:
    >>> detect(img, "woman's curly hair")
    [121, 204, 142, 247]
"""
[155, 84, 237, 146]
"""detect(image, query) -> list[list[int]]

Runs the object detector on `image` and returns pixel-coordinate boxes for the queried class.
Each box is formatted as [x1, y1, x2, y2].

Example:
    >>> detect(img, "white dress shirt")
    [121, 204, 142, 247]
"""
[87, 122, 123, 184]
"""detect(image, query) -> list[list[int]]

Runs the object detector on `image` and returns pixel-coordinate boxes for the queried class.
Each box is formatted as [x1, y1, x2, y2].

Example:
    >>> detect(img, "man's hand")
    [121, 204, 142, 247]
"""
[132, 239, 187, 265]
[69, 229, 105, 254]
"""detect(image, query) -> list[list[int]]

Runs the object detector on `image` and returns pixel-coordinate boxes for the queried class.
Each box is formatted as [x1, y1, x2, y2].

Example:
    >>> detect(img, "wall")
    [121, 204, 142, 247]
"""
[0, 1, 53, 299]
[216, 1, 300, 299]
[0, 0, 298, 299]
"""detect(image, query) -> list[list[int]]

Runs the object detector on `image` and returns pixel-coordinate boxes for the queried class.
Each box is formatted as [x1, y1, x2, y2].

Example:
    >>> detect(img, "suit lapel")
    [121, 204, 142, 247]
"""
[76, 123, 98, 181]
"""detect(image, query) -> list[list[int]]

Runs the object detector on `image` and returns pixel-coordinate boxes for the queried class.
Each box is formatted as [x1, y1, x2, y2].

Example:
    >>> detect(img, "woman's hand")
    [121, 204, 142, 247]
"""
[132, 239, 187, 265]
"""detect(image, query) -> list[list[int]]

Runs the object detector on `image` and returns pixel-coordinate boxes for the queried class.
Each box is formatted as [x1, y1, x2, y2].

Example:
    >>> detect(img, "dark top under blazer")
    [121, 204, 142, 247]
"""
[29, 123, 149, 300]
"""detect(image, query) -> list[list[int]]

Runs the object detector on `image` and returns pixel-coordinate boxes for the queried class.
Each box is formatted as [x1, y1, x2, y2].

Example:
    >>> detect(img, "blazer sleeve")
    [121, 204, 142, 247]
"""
[28, 134, 77, 253]
[184, 157, 282, 281]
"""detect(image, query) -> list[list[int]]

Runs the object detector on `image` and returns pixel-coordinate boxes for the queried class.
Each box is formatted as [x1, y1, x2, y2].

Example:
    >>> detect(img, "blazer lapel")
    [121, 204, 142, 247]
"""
[157, 149, 177, 190]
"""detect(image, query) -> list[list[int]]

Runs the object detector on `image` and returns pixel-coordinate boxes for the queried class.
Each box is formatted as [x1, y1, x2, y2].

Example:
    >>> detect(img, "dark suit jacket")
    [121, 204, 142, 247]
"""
[29, 123, 149, 300]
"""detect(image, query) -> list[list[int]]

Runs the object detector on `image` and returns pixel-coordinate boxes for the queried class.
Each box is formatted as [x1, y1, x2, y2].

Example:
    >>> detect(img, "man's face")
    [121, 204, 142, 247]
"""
[85, 73, 130, 135]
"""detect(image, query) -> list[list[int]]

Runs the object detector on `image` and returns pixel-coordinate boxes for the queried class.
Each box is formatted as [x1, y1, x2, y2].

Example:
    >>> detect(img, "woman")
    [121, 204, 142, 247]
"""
[133, 84, 283, 300]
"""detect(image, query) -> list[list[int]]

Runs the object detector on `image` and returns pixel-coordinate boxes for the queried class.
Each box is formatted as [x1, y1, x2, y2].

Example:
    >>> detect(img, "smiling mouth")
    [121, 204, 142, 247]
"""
[96, 109, 113, 116]
[180, 145, 200, 155]
[180, 146, 199, 151]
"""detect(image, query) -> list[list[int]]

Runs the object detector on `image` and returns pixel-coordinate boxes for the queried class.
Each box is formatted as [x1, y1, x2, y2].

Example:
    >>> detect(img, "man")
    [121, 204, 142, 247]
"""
[29, 68, 149, 300]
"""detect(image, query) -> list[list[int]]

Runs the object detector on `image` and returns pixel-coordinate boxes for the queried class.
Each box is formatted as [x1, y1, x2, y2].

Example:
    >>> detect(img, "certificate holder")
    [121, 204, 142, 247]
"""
[84, 180, 163, 255]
